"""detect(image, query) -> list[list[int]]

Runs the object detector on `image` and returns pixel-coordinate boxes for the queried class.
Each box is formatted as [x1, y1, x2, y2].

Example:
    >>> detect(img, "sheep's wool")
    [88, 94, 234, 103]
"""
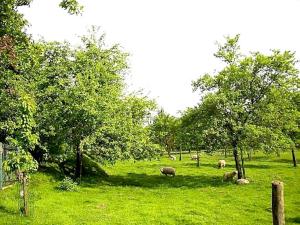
[236, 179, 249, 185]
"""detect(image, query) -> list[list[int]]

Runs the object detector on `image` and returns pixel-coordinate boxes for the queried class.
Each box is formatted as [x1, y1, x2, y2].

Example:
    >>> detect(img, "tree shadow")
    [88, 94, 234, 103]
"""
[181, 162, 237, 170]
[250, 156, 271, 161]
[81, 173, 232, 189]
[287, 217, 300, 224]
[0, 205, 17, 215]
[242, 164, 272, 169]
[272, 158, 293, 164]
[38, 164, 64, 181]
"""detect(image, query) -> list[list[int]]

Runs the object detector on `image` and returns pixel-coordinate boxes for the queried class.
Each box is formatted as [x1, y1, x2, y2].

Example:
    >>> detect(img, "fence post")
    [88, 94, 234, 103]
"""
[272, 181, 285, 225]
[0, 142, 3, 190]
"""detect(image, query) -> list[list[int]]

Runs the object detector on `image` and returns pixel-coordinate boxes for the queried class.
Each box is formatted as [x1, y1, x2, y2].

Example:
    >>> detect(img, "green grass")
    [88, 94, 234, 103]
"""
[0, 152, 299, 225]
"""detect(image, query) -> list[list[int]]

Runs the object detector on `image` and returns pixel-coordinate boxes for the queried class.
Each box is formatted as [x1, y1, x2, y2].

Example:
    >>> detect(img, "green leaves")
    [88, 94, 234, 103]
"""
[214, 34, 241, 64]
[59, 0, 84, 15]
[192, 35, 299, 156]
[3, 149, 38, 174]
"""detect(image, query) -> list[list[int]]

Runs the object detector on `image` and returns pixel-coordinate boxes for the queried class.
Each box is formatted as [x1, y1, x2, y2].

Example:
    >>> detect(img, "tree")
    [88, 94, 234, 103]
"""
[193, 35, 299, 179]
[0, 0, 83, 165]
[3, 149, 38, 216]
[179, 100, 231, 166]
[150, 110, 179, 156]
[30, 31, 161, 180]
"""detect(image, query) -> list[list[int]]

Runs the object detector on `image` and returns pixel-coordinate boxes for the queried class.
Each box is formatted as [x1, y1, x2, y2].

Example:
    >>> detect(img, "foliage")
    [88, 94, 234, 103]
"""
[58, 177, 78, 191]
[192, 35, 299, 178]
[3, 149, 38, 174]
[59, 0, 83, 15]
[150, 110, 179, 155]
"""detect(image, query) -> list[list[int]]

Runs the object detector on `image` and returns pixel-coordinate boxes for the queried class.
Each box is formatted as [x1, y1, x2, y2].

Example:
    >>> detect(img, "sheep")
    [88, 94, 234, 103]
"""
[236, 178, 249, 185]
[160, 167, 176, 176]
[218, 160, 226, 169]
[191, 154, 199, 160]
[169, 155, 176, 160]
[223, 170, 238, 181]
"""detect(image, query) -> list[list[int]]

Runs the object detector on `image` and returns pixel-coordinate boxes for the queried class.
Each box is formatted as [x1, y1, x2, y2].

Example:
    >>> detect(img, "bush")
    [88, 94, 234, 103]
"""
[58, 177, 78, 191]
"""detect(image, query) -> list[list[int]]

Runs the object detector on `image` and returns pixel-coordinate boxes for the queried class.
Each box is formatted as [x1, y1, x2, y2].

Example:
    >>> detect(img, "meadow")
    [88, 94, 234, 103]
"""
[0, 152, 299, 225]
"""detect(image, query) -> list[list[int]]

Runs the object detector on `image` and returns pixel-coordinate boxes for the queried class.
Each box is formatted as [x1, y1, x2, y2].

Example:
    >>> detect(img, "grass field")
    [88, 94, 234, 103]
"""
[0, 152, 299, 225]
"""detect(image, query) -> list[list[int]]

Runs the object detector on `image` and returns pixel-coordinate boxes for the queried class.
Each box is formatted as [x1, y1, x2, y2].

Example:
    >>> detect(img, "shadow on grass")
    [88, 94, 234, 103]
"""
[81, 173, 231, 189]
[38, 165, 64, 181]
[0, 205, 17, 215]
[287, 217, 300, 224]
[272, 158, 293, 164]
[242, 164, 272, 169]
[180, 162, 237, 170]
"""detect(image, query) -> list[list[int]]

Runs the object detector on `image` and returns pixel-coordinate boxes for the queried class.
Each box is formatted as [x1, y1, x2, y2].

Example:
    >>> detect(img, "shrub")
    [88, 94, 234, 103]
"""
[58, 177, 78, 191]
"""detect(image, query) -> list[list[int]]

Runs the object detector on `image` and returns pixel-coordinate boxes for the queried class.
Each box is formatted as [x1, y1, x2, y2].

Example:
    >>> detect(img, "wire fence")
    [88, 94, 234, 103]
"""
[0, 142, 17, 190]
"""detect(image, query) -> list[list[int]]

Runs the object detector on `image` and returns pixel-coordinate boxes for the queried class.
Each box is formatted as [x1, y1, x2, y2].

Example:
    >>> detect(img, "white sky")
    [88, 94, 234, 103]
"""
[20, 0, 300, 116]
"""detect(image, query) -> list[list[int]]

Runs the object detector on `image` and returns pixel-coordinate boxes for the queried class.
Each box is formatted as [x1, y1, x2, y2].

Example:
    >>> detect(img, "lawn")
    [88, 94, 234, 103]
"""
[0, 152, 299, 225]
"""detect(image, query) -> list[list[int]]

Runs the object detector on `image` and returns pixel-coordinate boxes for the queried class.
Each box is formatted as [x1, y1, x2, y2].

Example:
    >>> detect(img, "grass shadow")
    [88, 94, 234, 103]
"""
[0, 205, 17, 215]
[287, 217, 300, 224]
[243, 164, 272, 169]
[272, 158, 293, 164]
[181, 162, 237, 170]
[38, 165, 64, 181]
[81, 173, 231, 189]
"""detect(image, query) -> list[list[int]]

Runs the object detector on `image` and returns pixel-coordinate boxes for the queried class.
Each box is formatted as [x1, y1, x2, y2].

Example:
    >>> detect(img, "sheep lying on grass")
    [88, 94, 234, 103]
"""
[191, 154, 198, 160]
[223, 170, 238, 181]
[236, 178, 249, 185]
[169, 155, 176, 160]
[160, 167, 176, 176]
[218, 160, 226, 169]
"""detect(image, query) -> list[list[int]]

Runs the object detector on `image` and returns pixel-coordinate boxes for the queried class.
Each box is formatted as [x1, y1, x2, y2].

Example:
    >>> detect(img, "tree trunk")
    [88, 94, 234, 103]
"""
[179, 146, 182, 161]
[272, 181, 285, 225]
[248, 149, 253, 161]
[196, 150, 200, 167]
[17, 172, 29, 216]
[233, 140, 242, 179]
[22, 173, 29, 216]
[224, 148, 227, 158]
[75, 144, 83, 182]
[240, 148, 245, 179]
[291, 149, 297, 167]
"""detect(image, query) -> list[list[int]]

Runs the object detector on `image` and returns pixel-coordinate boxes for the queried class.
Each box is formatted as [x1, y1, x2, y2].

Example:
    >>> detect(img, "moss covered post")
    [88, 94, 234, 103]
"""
[272, 181, 285, 225]
[0, 143, 3, 190]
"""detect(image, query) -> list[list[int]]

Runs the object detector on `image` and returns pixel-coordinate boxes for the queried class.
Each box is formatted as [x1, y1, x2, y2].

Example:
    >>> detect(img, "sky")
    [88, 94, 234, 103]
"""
[20, 0, 300, 116]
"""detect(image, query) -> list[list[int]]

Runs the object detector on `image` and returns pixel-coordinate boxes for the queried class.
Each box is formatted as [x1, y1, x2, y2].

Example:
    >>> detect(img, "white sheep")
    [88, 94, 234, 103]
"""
[223, 170, 238, 181]
[236, 178, 249, 185]
[169, 155, 176, 160]
[191, 154, 198, 160]
[160, 167, 176, 176]
[218, 160, 226, 169]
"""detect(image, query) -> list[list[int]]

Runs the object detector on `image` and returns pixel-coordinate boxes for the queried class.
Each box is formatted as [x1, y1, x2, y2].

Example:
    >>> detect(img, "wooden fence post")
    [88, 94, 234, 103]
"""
[0, 143, 3, 190]
[272, 181, 285, 225]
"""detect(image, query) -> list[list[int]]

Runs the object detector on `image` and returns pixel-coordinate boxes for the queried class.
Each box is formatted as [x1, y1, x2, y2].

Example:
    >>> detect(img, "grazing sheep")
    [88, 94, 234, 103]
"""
[160, 167, 176, 176]
[236, 178, 249, 185]
[223, 170, 238, 181]
[218, 160, 226, 169]
[191, 154, 199, 160]
[169, 155, 176, 160]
